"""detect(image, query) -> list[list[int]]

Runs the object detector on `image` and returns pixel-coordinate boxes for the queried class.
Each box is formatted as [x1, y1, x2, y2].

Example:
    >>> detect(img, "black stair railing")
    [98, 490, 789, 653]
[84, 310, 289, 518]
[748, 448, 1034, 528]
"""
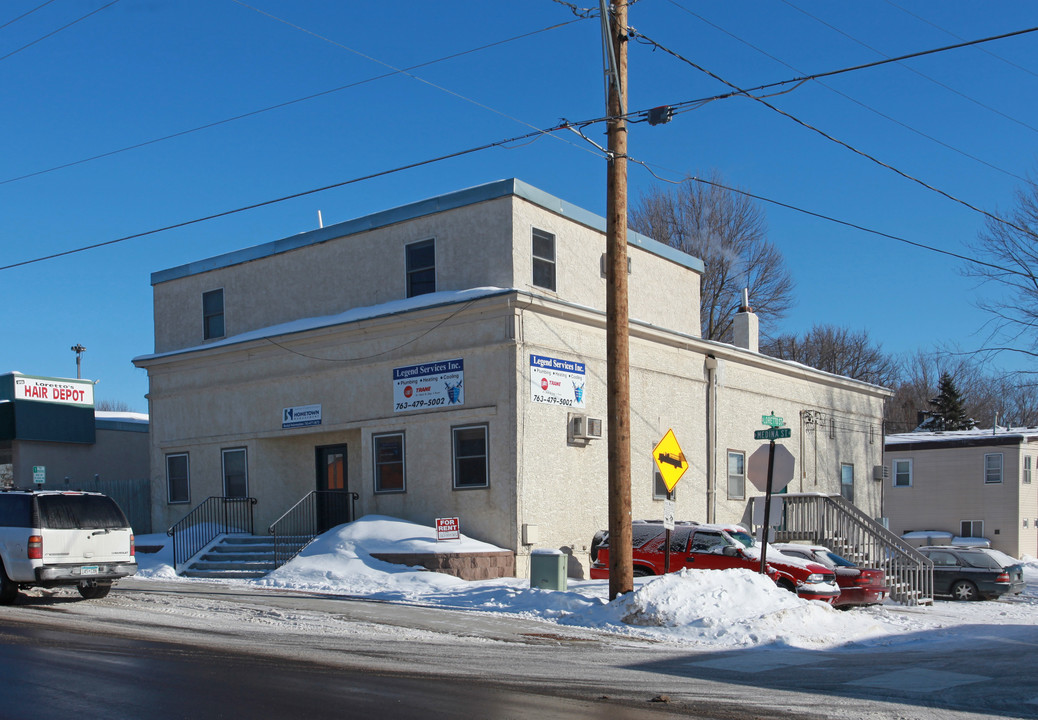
[167, 496, 257, 570]
[268, 491, 358, 568]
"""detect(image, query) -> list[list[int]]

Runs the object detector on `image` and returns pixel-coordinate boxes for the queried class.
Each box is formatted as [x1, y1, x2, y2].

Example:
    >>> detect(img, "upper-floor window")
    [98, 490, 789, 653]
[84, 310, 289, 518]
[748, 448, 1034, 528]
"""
[1025, 456, 1032, 484]
[373, 432, 405, 493]
[984, 453, 1003, 484]
[203, 289, 224, 340]
[840, 463, 854, 502]
[532, 228, 556, 291]
[893, 458, 912, 487]
[406, 239, 435, 298]
[727, 451, 745, 500]
[166, 453, 190, 504]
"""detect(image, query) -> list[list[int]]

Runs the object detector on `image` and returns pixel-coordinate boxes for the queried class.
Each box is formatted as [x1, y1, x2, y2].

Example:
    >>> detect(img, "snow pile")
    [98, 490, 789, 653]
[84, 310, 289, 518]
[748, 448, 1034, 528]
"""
[134, 515, 1038, 650]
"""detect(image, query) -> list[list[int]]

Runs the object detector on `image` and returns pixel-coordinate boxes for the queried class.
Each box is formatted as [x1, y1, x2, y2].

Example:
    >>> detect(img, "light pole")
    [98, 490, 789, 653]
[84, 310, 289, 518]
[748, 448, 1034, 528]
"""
[71, 344, 86, 379]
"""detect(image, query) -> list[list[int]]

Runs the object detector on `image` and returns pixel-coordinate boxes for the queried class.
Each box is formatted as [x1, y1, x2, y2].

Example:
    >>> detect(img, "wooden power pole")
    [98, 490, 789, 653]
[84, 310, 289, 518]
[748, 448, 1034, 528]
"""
[603, 0, 632, 600]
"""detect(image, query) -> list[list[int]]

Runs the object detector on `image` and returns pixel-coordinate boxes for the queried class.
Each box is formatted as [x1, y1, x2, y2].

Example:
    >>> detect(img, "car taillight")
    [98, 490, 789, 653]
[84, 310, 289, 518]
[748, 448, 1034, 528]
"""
[996, 572, 1010, 583]
[28, 535, 42, 560]
[130, 534, 135, 557]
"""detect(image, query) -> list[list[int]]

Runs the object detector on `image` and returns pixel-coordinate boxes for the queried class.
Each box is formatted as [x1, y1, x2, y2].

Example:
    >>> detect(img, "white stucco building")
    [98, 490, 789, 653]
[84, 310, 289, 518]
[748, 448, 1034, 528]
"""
[133, 179, 891, 577]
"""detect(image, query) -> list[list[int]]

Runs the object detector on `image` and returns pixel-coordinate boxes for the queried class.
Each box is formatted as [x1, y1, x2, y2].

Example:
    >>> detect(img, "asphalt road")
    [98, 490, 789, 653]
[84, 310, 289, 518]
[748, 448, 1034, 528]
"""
[0, 579, 1034, 720]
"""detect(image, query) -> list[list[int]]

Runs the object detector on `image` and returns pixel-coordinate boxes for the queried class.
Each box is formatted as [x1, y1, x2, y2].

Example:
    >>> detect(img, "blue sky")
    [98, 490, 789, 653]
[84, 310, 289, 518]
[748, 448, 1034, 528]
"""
[3, 1, 1037, 412]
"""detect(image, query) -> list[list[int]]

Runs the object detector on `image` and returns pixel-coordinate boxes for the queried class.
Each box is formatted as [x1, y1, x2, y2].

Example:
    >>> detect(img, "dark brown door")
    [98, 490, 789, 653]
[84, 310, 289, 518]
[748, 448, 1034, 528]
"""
[316, 445, 349, 531]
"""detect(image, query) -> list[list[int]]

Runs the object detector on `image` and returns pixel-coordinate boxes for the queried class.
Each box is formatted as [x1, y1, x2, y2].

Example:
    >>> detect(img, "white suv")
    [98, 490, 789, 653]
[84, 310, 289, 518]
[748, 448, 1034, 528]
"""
[0, 490, 137, 603]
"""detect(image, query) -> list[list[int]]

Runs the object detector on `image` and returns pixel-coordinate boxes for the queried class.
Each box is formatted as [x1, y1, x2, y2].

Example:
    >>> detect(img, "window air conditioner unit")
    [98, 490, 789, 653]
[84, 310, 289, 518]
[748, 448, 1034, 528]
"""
[569, 413, 602, 441]
[586, 418, 603, 438]
[873, 465, 889, 481]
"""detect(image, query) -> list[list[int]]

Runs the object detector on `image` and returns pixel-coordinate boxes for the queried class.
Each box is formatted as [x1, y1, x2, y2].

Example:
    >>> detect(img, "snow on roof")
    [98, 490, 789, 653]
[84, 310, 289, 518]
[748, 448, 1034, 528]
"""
[133, 287, 513, 363]
[886, 427, 1038, 446]
[95, 410, 149, 424]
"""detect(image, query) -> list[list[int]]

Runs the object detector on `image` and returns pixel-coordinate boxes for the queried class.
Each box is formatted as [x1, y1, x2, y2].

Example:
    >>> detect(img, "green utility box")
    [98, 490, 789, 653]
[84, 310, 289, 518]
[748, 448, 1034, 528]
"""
[530, 549, 567, 591]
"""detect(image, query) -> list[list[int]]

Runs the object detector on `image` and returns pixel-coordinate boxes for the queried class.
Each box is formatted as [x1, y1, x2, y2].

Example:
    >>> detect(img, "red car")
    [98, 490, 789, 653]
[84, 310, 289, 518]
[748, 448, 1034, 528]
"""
[590, 522, 841, 604]
[773, 544, 888, 608]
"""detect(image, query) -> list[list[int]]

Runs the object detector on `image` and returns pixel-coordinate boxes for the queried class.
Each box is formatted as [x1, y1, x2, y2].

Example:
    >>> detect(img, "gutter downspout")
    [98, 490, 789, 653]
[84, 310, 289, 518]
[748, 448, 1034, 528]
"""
[705, 355, 717, 524]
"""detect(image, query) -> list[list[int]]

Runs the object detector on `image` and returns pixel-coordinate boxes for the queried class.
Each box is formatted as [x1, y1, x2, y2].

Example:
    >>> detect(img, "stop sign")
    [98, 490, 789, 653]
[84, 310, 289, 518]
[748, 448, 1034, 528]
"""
[747, 442, 795, 493]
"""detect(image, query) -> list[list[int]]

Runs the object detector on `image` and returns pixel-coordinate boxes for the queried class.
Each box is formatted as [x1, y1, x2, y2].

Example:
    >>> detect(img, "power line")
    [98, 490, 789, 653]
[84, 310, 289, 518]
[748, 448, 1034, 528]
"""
[662, 0, 1029, 182]
[1, 17, 586, 187]
[779, 0, 1038, 136]
[0, 0, 120, 63]
[0, 121, 583, 272]
[628, 28, 1038, 248]
[0, 0, 57, 32]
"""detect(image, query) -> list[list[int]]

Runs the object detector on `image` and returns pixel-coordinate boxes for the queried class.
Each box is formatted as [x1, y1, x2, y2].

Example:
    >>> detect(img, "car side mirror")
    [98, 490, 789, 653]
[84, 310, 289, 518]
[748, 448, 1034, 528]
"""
[722, 546, 738, 557]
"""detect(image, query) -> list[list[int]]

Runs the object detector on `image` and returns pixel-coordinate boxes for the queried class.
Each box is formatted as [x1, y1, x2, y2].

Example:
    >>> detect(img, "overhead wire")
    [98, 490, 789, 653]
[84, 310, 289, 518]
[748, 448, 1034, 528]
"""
[1, 16, 588, 186]
[0, 0, 120, 63]
[0, 0, 58, 32]
[662, 0, 1030, 182]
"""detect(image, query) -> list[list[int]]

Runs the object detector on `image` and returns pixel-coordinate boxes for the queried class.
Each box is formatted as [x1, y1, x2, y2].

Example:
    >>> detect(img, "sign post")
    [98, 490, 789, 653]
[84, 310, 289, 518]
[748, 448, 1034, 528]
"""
[746, 412, 795, 575]
[652, 429, 688, 575]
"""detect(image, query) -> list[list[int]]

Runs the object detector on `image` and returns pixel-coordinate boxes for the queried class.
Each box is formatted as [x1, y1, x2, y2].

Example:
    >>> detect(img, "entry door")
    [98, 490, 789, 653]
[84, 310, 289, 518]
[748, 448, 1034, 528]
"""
[316, 445, 349, 531]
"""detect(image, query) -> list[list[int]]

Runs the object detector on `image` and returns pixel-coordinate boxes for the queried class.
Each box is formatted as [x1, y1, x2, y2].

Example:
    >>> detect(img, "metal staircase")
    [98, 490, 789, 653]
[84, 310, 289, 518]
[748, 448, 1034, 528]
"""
[761, 492, 934, 605]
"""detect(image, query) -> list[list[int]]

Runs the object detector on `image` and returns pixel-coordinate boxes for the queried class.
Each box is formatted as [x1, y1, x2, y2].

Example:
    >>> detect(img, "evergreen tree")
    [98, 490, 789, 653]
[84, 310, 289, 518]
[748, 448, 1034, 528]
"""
[926, 372, 975, 431]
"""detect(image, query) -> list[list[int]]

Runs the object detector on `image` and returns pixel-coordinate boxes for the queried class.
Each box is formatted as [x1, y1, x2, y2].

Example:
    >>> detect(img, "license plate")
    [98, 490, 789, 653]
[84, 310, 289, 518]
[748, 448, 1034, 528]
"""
[80, 566, 99, 576]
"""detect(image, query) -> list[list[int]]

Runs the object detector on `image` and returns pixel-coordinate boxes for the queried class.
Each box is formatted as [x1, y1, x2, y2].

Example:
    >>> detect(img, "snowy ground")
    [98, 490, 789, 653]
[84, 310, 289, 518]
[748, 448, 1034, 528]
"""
[133, 515, 1038, 652]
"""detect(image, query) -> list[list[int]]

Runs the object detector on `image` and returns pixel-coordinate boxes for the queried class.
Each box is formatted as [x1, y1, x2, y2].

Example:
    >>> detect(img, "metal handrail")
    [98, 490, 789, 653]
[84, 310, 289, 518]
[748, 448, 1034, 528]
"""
[167, 496, 257, 570]
[765, 492, 933, 605]
[267, 491, 358, 568]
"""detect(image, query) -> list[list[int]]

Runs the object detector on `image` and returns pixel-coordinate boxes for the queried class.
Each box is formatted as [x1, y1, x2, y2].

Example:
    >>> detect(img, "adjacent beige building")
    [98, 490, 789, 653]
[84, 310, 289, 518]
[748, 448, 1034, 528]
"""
[885, 429, 1038, 558]
[134, 179, 891, 577]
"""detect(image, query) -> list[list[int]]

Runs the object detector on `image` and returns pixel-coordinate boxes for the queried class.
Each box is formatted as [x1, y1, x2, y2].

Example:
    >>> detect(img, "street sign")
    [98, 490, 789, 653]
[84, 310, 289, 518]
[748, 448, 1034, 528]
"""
[663, 499, 675, 531]
[32, 466, 45, 485]
[747, 443, 796, 493]
[761, 413, 784, 427]
[754, 427, 792, 440]
[652, 429, 688, 493]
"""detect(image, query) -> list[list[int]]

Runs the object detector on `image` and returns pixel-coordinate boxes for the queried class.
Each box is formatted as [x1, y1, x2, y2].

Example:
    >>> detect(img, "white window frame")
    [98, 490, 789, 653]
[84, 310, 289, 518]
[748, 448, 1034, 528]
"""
[165, 453, 190, 504]
[373, 432, 406, 494]
[840, 462, 854, 502]
[727, 450, 745, 500]
[653, 467, 676, 500]
[984, 453, 1003, 484]
[222, 447, 249, 498]
[961, 520, 984, 538]
[892, 458, 912, 488]
[532, 228, 556, 291]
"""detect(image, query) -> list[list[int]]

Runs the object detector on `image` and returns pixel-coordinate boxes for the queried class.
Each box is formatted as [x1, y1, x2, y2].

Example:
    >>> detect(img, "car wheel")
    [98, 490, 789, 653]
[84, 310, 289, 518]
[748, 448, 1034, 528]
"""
[950, 580, 978, 601]
[777, 578, 797, 594]
[77, 582, 112, 600]
[632, 567, 655, 578]
[0, 563, 18, 605]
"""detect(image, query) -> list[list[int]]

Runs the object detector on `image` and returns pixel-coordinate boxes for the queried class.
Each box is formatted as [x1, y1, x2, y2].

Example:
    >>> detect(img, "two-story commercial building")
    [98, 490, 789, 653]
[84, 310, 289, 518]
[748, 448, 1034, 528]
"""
[133, 179, 891, 577]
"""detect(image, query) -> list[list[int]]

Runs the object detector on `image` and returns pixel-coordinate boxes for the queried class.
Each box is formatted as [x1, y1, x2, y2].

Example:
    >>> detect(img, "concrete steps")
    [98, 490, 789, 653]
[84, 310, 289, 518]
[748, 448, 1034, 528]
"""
[180, 535, 306, 579]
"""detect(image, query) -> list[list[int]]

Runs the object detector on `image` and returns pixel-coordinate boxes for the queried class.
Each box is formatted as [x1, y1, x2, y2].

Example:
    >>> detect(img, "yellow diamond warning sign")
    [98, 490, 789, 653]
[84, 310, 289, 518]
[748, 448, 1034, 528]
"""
[653, 429, 688, 494]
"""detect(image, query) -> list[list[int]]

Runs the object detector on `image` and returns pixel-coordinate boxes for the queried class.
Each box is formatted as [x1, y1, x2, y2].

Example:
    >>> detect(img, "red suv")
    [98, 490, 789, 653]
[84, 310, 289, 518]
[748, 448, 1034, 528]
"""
[590, 521, 840, 604]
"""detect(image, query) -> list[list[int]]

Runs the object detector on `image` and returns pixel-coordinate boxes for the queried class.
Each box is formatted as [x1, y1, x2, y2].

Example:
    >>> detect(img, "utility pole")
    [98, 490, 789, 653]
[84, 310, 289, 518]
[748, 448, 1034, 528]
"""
[71, 343, 86, 379]
[602, 0, 632, 600]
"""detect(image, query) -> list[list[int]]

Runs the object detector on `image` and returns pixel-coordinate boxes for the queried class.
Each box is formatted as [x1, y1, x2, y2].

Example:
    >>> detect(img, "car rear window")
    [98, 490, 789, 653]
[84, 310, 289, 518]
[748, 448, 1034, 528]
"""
[36, 494, 129, 530]
[0, 494, 33, 527]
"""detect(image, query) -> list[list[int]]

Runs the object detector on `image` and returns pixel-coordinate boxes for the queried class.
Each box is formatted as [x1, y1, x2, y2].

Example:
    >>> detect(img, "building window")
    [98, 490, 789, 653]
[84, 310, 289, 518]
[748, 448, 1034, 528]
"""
[984, 453, 1003, 484]
[452, 425, 488, 489]
[532, 228, 556, 291]
[222, 448, 248, 497]
[653, 468, 676, 500]
[840, 463, 854, 503]
[961, 520, 984, 538]
[893, 459, 912, 488]
[406, 239, 435, 298]
[203, 289, 225, 340]
[166, 453, 190, 504]
[373, 433, 405, 493]
[727, 451, 745, 500]
[1025, 456, 1032, 484]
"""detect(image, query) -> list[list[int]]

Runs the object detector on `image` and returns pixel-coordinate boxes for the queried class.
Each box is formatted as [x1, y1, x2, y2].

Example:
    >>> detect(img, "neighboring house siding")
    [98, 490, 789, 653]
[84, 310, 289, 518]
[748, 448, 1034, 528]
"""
[885, 434, 1038, 558]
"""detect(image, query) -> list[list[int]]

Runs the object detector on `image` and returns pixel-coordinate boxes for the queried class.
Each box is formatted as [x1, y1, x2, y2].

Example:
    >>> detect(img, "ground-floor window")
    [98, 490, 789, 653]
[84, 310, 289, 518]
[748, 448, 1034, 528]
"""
[373, 433, 405, 493]
[166, 453, 190, 504]
[653, 467, 676, 499]
[840, 463, 854, 503]
[727, 451, 745, 500]
[452, 425, 488, 489]
[222, 447, 248, 497]
[961, 520, 984, 538]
